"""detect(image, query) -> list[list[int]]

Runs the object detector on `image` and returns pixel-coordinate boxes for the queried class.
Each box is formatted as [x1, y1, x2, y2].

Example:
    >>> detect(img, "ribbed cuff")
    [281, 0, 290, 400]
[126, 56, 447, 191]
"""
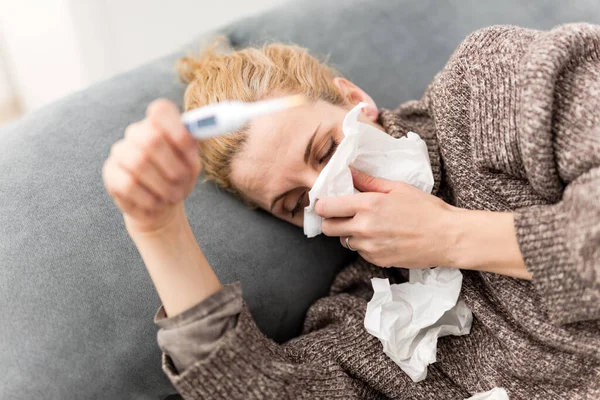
[513, 204, 591, 324]
[161, 305, 290, 398]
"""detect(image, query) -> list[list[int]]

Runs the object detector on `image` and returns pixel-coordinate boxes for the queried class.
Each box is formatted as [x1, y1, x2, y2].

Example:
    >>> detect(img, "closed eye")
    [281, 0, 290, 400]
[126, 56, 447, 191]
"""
[290, 135, 338, 218]
[291, 192, 306, 218]
[318, 136, 339, 164]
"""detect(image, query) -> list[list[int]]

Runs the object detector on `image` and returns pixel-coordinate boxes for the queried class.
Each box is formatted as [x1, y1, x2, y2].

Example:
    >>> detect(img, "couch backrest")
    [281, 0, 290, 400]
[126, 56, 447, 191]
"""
[1, 0, 599, 398]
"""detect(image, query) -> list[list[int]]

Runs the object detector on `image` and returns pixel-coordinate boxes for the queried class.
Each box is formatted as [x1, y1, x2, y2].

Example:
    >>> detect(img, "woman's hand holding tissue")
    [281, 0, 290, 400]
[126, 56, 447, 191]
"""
[317, 168, 454, 268]
[316, 168, 531, 279]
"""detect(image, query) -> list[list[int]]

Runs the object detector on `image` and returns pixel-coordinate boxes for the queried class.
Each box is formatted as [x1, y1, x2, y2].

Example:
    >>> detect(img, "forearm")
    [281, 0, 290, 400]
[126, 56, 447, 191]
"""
[127, 205, 222, 317]
[446, 208, 531, 280]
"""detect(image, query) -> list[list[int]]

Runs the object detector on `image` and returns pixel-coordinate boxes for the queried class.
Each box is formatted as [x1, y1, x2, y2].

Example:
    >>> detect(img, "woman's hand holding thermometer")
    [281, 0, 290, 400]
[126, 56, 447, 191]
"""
[103, 95, 305, 234]
[103, 99, 201, 234]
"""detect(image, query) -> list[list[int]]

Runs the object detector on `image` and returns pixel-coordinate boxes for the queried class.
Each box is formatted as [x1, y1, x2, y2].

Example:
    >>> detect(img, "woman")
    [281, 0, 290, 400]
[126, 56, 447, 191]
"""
[102, 24, 600, 399]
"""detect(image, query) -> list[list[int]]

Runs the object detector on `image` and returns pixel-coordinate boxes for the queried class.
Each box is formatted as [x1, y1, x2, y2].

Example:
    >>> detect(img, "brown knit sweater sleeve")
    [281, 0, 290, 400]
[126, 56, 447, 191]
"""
[514, 168, 600, 326]
[446, 23, 600, 325]
[154, 283, 243, 373]
[157, 284, 370, 399]
[511, 24, 600, 325]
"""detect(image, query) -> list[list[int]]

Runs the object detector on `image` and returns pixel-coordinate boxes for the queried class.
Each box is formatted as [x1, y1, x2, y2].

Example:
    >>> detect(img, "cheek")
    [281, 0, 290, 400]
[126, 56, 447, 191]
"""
[288, 212, 305, 228]
[272, 210, 304, 228]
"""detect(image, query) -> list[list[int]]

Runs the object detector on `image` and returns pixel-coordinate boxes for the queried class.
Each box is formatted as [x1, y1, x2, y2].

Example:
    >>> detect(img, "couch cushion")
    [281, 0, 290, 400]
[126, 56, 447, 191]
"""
[2, 0, 599, 398]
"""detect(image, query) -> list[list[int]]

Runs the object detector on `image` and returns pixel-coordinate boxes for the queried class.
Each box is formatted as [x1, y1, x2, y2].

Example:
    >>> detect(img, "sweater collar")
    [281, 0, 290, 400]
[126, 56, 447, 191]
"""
[377, 108, 442, 195]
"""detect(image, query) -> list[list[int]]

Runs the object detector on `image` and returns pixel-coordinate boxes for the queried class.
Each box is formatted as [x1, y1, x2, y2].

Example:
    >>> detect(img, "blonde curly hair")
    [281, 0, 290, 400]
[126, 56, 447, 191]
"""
[177, 38, 346, 204]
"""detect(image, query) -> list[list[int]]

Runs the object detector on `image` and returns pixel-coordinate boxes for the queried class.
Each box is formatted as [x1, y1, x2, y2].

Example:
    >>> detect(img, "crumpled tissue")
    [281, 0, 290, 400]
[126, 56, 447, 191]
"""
[303, 102, 434, 237]
[466, 387, 509, 400]
[364, 267, 473, 382]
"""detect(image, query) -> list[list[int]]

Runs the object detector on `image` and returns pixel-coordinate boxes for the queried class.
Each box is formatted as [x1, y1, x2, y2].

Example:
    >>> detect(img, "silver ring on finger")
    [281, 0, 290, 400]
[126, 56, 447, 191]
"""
[345, 236, 357, 252]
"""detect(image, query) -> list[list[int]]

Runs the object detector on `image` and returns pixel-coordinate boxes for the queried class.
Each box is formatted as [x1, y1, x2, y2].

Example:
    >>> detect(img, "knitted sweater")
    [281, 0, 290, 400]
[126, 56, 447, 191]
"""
[157, 24, 600, 399]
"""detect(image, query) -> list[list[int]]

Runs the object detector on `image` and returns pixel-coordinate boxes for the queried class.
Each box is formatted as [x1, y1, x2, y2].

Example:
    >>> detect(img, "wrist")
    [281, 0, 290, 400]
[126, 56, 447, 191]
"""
[438, 205, 471, 268]
[442, 208, 530, 279]
[442, 207, 502, 270]
[125, 204, 188, 240]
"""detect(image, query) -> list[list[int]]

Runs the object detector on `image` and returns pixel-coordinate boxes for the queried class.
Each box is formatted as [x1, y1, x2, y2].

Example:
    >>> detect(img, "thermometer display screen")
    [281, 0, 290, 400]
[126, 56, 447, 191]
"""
[195, 116, 217, 128]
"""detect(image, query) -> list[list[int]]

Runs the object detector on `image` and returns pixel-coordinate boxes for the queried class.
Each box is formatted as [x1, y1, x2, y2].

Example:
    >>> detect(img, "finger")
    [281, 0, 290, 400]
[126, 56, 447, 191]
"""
[340, 235, 353, 250]
[321, 217, 354, 237]
[104, 161, 161, 211]
[339, 235, 365, 253]
[126, 120, 191, 184]
[146, 99, 198, 165]
[350, 167, 394, 193]
[112, 141, 181, 203]
[315, 192, 377, 218]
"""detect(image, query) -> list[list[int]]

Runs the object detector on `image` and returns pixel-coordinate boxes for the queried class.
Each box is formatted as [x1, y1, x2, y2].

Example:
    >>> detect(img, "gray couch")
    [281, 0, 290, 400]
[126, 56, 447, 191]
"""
[1, 0, 599, 398]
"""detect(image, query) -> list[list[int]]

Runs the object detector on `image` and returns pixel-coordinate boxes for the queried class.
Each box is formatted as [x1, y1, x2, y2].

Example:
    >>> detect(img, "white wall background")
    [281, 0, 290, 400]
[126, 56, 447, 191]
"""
[0, 27, 15, 105]
[0, 0, 288, 116]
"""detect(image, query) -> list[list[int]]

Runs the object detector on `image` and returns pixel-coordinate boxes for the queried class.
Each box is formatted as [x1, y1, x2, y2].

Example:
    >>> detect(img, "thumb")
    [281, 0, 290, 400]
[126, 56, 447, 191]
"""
[350, 167, 394, 193]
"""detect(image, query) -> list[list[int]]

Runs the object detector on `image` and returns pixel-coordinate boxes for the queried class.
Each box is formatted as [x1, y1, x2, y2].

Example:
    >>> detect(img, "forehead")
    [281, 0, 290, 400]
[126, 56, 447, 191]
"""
[229, 100, 343, 208]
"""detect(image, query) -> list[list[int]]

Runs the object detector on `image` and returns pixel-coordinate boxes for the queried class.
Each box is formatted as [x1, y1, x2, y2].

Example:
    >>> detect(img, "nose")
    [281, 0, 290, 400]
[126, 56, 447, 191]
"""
[300, 168, 321, 191]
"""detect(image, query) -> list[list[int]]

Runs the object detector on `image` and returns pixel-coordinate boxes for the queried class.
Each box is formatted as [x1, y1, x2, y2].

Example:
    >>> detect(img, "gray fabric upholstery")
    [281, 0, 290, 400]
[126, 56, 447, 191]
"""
[1, 0, 598, 398]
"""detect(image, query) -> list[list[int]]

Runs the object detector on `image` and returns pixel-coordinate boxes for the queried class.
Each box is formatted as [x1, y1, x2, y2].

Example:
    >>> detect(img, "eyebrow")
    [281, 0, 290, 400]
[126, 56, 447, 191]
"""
[270, 123, 321, 213]
[303, 123, 321, 164]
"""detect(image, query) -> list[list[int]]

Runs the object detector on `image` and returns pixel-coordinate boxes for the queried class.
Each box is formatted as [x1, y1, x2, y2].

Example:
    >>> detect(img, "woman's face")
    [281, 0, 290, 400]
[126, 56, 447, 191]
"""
[230, 78, 382, 227]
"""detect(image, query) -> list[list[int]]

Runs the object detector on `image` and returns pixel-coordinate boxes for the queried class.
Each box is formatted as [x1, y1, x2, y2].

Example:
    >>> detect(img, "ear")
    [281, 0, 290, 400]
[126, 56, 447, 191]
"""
[332, 77, 379, 122]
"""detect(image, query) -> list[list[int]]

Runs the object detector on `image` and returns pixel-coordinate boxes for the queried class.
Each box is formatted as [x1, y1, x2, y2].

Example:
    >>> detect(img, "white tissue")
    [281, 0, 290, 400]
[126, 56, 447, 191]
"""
[303, 102, 434, 238]
[364, 268, 473, 382]
[466, 387, 509, 400]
